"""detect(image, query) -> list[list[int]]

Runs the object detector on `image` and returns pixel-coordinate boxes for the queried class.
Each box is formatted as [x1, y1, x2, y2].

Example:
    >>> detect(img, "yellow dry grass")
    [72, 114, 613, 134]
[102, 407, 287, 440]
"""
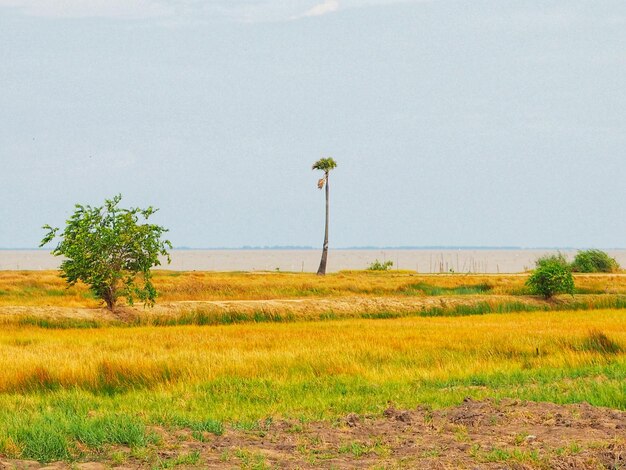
[0, 270, 624, 464]
[2, 270, 626, 307]
[0, 309, 623, 395]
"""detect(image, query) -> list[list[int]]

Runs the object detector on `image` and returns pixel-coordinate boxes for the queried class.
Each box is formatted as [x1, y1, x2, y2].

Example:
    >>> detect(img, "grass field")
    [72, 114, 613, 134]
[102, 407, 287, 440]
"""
[0, 271, 624, 466]
[3, 270, 626, 307]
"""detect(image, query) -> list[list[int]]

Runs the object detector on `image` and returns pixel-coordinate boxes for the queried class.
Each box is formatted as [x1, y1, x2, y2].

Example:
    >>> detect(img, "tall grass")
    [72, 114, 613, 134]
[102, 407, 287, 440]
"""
[3, 271, 626, 307]
[5, 294, 626, 330]
[0, 310, 623, 396]
[400, 282, 493, 296]
[1, 270, 625, 464]
[0, 309, 623, 461]
[2, 270, 626, 465]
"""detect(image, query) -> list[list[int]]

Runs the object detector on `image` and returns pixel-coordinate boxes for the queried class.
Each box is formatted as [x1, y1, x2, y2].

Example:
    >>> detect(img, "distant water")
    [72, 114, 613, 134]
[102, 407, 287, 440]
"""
[3, 249, 626, 273]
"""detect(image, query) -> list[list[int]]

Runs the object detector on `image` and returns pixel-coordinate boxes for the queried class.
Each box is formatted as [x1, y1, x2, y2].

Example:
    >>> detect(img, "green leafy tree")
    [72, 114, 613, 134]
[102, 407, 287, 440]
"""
[526, 256, 575, 299]
[312, 157, 337, 276]
[571, 249, 619, 273]
[40, 195, 172, 311]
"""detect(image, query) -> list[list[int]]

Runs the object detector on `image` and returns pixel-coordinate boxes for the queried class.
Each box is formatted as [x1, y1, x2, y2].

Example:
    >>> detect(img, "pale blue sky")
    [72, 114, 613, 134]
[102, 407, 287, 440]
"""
[1, 0, 625, 248]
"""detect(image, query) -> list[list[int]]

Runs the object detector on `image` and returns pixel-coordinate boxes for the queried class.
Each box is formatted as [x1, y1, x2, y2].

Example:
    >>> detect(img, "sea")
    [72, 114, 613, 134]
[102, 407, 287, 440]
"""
[2, 249, 626, 273]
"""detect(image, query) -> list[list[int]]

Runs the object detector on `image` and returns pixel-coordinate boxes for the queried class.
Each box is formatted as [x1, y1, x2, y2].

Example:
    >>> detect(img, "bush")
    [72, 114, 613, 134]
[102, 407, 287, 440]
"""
[367, 259, 394, 271]
[526, 257, 574, 299]
[535, 252, 569, 269]
[571, 249, 619, 273]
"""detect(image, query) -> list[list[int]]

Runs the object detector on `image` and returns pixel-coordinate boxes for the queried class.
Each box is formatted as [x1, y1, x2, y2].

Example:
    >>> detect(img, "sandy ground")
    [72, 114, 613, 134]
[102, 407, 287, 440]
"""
[4, 249, 626, 273]
[3, 399, 624, 469]
[152, 294, 552, 319]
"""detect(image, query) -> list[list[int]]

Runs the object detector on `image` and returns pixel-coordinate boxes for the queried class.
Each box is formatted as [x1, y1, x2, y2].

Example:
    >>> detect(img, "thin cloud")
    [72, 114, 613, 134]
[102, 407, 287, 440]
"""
[0, 0, 172, 18]
[300, 0, 340, 18]
[0, 0, 431, 22]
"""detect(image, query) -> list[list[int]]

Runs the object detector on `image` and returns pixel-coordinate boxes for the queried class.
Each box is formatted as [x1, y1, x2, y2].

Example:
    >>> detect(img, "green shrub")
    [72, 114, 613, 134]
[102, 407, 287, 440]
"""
[535, 252, 570, 269]
[367, 259, 393, 271]
[526, 257, 574, 299]
[571, 249, 620, 273]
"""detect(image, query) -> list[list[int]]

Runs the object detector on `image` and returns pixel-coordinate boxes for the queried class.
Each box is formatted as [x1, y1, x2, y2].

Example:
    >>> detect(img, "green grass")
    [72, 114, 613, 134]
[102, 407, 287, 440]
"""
[338, 441, 368, 457]
[0, 307, 623, 464]
[155, 415, 223, 436]
[472, 446, 541, 464]
[0, 358, 623, 463]
[400, 282, 493, 296]
[154, 451, 201, 468]
[0, 411, 157, 462]
[17, 317, 109, 329]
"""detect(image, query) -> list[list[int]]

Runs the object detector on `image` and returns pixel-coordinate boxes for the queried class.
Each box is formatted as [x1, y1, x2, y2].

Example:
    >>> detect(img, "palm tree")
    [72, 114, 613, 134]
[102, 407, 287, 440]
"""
[312, 157, 337, 275]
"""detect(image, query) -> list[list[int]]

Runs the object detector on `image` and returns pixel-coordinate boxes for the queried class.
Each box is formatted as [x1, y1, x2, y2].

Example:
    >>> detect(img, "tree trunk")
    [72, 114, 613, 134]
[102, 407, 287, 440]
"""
[103, 294, 115, 312]
[317, 172, 330, 275]
[103, 285, 116, 312]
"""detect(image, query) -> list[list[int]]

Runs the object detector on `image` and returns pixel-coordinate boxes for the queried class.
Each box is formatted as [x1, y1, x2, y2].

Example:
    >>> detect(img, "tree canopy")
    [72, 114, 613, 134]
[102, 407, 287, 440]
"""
[40, 195, 172, 311]
[312, 157, 337, 173]
[526, 256, 575, 299]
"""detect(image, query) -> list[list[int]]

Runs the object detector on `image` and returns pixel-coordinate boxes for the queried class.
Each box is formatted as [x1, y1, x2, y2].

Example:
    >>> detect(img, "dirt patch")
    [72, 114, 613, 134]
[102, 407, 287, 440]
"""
[0, 295, 552, 324]
[153, 294, 546, 316]
[2, 291, 620, 326]
[197, 399, 625, 469]
[0, 305, 117, 321]
[4, 399, 623, 469]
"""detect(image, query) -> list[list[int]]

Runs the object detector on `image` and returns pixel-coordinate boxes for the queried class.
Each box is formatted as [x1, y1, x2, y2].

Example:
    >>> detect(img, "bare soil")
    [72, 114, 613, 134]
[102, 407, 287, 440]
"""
[154, 294, 543, 316]
[3, 399, 624, 469]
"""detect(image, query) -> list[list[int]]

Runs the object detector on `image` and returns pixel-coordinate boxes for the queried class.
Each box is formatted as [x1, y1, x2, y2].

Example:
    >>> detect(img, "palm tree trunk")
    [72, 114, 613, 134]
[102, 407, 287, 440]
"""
[317, 172, 330, 275]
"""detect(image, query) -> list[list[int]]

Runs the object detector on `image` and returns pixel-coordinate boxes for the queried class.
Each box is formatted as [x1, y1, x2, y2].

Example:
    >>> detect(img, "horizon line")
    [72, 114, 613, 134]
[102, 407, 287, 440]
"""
[3, 246, 626, 251]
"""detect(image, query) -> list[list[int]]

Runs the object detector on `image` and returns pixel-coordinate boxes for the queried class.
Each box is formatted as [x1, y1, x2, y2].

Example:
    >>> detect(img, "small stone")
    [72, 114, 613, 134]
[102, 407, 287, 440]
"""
[345, 413, 360, 427]
[396, 411, 412, 423]
[76, 463, 108, 470]
[2, 460, 40, 469]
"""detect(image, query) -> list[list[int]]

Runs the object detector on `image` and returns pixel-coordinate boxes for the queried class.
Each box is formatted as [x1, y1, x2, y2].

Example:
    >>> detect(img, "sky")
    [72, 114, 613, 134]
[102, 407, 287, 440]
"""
[1, 0, 626, 249]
